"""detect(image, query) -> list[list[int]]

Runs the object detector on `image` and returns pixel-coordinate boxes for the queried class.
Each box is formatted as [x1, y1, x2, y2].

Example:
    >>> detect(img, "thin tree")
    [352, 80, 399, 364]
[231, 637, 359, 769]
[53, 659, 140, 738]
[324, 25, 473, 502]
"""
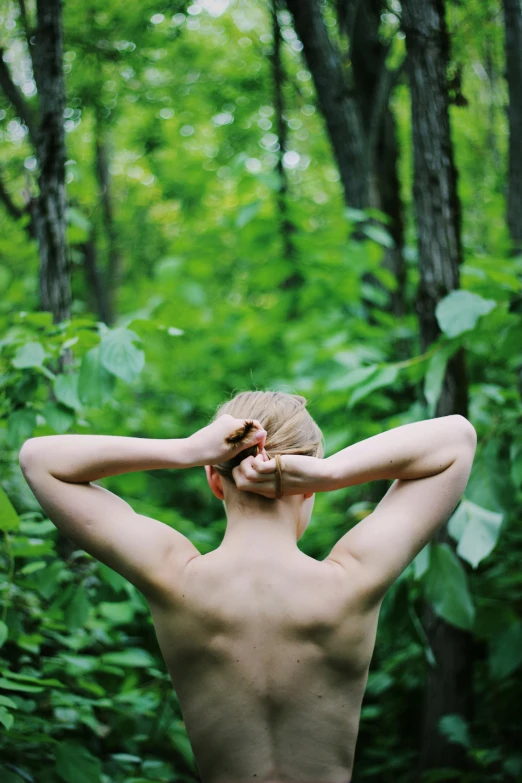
[503, 0, 522, 254]
[0, 0, 70, 324]
[401, 0, 472, 772]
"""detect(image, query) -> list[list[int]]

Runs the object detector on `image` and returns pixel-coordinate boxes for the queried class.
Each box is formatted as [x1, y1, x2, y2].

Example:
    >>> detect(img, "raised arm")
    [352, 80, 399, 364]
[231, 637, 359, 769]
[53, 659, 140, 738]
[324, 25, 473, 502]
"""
[18, 416, 267, 600]
[323, 414, 477, 598]
[233, 414, 476, 600]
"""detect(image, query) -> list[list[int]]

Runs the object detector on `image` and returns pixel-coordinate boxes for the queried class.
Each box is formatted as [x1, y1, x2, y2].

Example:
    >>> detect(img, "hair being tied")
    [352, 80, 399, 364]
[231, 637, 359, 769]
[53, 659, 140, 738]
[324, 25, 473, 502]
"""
[211, 390, 324, 482]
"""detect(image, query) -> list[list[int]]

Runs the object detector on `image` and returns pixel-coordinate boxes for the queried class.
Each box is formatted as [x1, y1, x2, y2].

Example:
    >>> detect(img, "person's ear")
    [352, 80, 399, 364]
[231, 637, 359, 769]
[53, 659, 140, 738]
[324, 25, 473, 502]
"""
[205, 465, 225, 500]
[303, 492, 314, 500]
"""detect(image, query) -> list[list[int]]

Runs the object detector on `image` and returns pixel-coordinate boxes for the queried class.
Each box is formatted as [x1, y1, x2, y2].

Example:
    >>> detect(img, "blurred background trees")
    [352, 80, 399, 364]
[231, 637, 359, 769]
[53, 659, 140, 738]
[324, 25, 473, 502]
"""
[0, 0, 521, 781]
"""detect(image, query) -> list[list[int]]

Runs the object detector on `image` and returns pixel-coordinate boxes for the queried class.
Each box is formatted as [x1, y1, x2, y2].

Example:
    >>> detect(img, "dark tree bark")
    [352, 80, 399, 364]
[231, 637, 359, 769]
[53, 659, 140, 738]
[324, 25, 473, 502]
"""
[32, 0, 70, 323]
[503, 0, 522, 253]
[81, 232, 112, 325]
[343, 0, 407, 318]
[284, 0, 369, 209]
[401, 0, 473, 773]
[0, 1, 70, 325]
[95, 118, 122, 324]
[271, 0, 303, 301]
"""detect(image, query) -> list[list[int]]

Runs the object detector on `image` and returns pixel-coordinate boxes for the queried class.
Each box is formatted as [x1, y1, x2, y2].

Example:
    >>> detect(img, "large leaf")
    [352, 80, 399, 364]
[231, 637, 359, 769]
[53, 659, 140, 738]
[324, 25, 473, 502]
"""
[0, 487, 19, 532]
[435, 290, 496, 337]
[424, 544, 475, 631]
[448, 499, 503, 568]
[349, 364, 398, 408]
[11, 341, 46, 369]
[489, 623, 522, 679]
[78, 346, 116, 406]
[7, 408, 37, 449]
[43, 402, 75, 434]
[55, 739, 102, 783]
[99, 328, 145, 383]
[53, 373, 82, 411]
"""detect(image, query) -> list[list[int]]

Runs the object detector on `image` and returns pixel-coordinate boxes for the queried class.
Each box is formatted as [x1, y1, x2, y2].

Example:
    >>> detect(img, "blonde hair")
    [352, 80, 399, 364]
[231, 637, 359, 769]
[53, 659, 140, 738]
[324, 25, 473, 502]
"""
[211, 390, 324, 482]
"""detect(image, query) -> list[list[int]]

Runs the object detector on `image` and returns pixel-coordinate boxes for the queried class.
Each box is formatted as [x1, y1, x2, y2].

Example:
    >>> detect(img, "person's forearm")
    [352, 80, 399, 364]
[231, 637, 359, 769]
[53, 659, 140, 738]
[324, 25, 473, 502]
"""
[18, 434, 196, 483]
[323, 414, 476, 490]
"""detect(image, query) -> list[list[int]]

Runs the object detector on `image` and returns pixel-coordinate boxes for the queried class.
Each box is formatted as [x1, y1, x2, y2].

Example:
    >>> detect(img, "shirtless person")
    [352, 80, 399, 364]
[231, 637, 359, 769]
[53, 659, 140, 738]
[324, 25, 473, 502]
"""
[19, 390, 477, 783]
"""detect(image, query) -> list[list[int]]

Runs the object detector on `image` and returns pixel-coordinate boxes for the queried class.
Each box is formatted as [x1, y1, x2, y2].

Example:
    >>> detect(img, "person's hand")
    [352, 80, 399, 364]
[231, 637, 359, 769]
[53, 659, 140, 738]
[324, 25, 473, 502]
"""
[186, 415, 267, 466]
[232, 453, 327, 498]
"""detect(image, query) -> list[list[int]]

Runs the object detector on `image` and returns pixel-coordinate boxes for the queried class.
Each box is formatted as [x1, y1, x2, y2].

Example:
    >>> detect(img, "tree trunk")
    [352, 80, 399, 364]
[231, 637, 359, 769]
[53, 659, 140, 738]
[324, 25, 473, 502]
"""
[284, 0, 369, 209]
[401, 0, 473, 773]
[347, 0, 407, 319]
[503, 0, 522, 253]
[32, 0, 70, 324]
[95, 118, 121, 324]
[272, 0, 303, 307]
[81, 232, 112, 325]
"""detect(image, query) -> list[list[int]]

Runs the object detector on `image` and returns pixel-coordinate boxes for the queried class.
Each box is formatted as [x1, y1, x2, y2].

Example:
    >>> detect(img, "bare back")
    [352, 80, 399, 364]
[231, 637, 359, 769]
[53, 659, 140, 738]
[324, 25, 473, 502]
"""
[148, 548, 382, 783]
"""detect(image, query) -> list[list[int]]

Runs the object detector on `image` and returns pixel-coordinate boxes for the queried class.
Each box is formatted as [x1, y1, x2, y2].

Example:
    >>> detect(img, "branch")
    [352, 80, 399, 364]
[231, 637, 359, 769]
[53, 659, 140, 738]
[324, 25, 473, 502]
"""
[0, 48, 38, 146]
[0, 172, 23, 220]
[16, 0, 37, 71]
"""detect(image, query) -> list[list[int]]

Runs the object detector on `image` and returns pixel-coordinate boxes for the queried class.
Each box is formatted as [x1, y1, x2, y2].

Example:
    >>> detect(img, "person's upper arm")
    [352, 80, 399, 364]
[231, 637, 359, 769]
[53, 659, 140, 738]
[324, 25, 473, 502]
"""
[325, 439, 476, 601]
[19, 458, 200, 602]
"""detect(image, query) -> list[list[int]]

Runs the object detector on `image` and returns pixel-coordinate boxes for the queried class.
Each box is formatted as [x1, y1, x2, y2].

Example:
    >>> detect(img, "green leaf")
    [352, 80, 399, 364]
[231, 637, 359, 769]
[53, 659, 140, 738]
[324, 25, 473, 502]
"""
[99, 328, 145, 383]
[345, 207, 368, 223]
[99, 601, 135, 625]
[0, 706, 14, 730]
[12, 341, 46, 369]
[489, 623, 522, 679]
[438, 714, 471, 748]
[448, 499, 503, 568]
[0, 487, 19, 532]
[423, 349, 449, 417]
[349, 364, 398, 408]
[7, 408, 37, 449]
[435, 290, 496, 338]
[55, 739, 102, 783]
[78, 346, 116, 406]
[100, 648, 156, 668]
[64, 586, 90, 631]
[59, 654, 99, 675]
[236, 200, 262, 228]
[424, 544, 475, 631]
[0, 695, 17, 709]
[0, 678, 44, 692]
[53, 373, 82, 411]
[43, 402, 75, 433]
[97, 563, 128, 593]
[361, 223, 395, 248]
[0, 621, 8, 649]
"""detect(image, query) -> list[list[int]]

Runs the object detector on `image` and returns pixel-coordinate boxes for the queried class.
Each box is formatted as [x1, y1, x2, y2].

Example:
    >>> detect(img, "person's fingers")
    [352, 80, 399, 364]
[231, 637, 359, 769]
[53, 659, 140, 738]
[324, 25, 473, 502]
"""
[252, 456, 277, 474]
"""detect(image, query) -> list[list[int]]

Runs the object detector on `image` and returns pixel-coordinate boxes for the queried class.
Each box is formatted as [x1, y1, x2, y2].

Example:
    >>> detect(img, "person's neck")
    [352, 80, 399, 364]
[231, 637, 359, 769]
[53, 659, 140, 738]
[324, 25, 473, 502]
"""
[219, 497, 301, 553]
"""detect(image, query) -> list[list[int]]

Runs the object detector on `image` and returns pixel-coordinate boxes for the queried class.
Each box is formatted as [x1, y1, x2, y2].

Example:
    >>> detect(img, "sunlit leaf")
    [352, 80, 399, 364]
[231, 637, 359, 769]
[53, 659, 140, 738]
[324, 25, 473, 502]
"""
[435, 290, 496, 337]
[448, 499, 503, 568]
[99, 328, 145, 383]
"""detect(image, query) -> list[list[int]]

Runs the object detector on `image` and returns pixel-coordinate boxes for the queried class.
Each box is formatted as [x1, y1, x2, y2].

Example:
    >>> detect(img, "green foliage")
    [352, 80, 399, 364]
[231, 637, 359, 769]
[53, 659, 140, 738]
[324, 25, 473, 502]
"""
[0, 0, 521, 780]
[425, 544, 475, 631]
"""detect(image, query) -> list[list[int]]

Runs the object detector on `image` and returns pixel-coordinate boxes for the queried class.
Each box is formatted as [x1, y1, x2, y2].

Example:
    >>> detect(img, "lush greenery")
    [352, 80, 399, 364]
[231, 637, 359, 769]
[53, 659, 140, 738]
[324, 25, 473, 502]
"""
[1, 1, 522, 781]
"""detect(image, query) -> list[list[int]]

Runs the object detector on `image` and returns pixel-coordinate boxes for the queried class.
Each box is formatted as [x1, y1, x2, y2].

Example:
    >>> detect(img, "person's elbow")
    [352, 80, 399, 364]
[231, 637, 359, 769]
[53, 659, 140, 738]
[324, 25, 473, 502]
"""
[452, 415, 477, 452]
